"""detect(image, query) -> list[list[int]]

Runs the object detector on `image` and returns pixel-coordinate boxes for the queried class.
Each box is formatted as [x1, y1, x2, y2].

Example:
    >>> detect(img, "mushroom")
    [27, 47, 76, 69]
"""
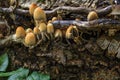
[26, 28, 33, 34]
[29, 3, 38, 16]
[24, 32, 36, 47]
[33, 26, 40, 40]
[33, 7, 47, 27]
[87, 11, 98, 21]
[54, 29, 63, 42]
[48, 20, 52, 23]
[13, 26, 26, 41]
[39, 22, 49, 41]
[65, 25, 80, 44]
[47, 23, 54, 40]
[52, 17, 58, 22]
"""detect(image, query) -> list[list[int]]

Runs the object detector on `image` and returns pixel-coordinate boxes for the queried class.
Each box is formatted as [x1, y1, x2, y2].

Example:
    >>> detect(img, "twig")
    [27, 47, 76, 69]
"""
[0, 5, 112, 18]
[52, 19, 120, 30]
[97, 5, 112, 17]
[4, 19, 11, 35]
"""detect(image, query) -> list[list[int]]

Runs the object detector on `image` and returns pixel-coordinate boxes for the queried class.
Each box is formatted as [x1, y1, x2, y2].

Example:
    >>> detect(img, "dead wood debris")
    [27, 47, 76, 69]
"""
[0, 19, 120, 48]
[52, 19, 120, 30]
[0, 5, 112, 18]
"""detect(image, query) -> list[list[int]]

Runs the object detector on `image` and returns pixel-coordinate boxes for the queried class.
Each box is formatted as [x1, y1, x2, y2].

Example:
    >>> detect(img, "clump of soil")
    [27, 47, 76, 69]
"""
[4, 40, 119, 80]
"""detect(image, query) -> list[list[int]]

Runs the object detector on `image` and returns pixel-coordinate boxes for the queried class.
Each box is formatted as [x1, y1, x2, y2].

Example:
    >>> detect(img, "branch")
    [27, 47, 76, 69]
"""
[0, 6, 112, 18]
[52, 19, 120, 30]
[96, 6, 112, 17]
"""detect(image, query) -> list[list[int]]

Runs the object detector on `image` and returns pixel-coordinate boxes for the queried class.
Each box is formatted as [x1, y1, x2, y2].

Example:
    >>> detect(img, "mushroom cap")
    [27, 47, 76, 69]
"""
[111, 5, 120, 15]
[33, 7, 46, 22]
[65, 25, 73, 39]
[48, 20, 52, 23]
[54, 29, 62, 38]
[52, 17, 58, 22]
[33, 27, 40, 35]
[39, 22, 47, 32]
[29, 3, 38, 15]
[65, 25, 79, 39]
[26, 28, 33, 34]
[87, 11, 98, 21]
[47, 23, 54, 33]
[66, 33, 72, 39]
[15, 26, 26, 38]
[25, 32, 36, 46]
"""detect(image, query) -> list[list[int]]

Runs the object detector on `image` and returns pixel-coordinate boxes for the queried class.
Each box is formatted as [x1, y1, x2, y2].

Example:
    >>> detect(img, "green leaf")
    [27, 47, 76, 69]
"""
[8, 68, 29, 80]
[39, 73, 50, 80]
[27, 72, 50, 80]
[26, 72, 40, 80]
[0, 53, 8, 71]
[0, 68, 28, 77]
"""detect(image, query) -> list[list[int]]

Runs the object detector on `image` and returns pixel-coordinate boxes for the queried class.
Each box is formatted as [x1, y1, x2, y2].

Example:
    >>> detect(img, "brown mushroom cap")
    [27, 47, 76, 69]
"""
[65, 25, 73, 39]
[87, 11, 98, 21]
[25, 32, 36, 46]
[52, 17, 58, 22]
[48, 20, 52, 23]
[29, 3, 38, 15]
[33, 27, 40, 35]
[15, 26, 26, 38]
[65, 25, 79, 39]
[33, 7, 46, 22]
[39, 22, 47, 32]
[26, 28, 33, 34]
[54, 29, 62, 38]
[47, 23, 54, 34]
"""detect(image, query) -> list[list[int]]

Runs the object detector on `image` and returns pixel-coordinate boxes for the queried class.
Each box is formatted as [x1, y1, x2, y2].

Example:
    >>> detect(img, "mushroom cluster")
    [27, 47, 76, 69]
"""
[12, 3, 100, 48]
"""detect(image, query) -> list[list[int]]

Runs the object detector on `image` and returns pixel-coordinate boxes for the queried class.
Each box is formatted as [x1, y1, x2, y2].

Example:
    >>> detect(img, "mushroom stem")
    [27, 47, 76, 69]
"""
[49, 33, 54, 40]
[44, 33, 50, 40]
[41, 32, 46, 41]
